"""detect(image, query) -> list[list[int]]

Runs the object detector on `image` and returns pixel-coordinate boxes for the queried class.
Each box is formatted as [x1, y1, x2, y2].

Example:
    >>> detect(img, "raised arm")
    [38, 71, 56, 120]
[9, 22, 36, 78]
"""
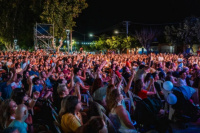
[7, 67, 16, 86]
[46, 63, 56, 78]
[124, 70, 135, 93]
[27, 77, 33, 97]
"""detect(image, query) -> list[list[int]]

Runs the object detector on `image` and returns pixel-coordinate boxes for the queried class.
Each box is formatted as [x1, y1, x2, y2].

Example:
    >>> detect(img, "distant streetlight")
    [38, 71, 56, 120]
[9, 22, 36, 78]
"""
[114, 30, 119, 34]
[89, 33, 93, 37]
[89, 33, 99, 38]
[114, 30, 125, 34]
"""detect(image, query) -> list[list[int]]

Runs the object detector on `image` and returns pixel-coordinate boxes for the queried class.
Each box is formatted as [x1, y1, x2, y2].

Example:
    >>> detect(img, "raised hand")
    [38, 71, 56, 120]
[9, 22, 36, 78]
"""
[33, 91, 40, 100]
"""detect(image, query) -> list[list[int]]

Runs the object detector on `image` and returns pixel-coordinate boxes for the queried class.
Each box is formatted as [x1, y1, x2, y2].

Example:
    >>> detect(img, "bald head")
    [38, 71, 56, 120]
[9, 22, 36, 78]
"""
[15, 104, 28, 121]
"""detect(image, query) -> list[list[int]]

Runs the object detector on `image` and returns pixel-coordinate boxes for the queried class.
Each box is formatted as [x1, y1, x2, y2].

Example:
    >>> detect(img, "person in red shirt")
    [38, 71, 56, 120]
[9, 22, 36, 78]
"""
[126, 59, 131, 68]
[134, 79, 157, 99]
[115, 65, 122, 78]
[197, 47, 200, 56]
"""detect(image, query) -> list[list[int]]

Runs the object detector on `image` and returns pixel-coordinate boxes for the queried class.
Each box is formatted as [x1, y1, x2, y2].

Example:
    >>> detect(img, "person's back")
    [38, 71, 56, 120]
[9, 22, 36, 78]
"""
[0, 81, 12, 100]
[9, 120, 27, 133]
[8, 104, 28, 133]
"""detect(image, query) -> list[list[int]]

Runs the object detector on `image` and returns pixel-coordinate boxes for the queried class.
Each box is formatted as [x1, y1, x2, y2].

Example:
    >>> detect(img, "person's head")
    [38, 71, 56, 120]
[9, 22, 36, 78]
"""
[11, 88, 29, 105]
[74, 67, 81, 76]
[179, 70, 186, 79]
[165, 61, 171, 69]
[83, 116, 107, 133]
[40, 71, 47, 78]
[57, 84, 69, 98]
[64, 64, 68, 70]
[183, 67, 189, 75]
[0, 99, 17, 129]
[59, 96, 82, 117]
[166, 71, 172, 77]
[144, 73, 152, 83]
[32, 65, 38, 71]
[158, 72, 165, 80]
[139, 65, 145, 69]
[107, 89, 123, 112]
[2, 127, 19, 133]
[193, 64, 198, 70]
[157, 62, 162, 69]
[23, 71, 29, 78]
[15, 104, 28, 122]
[91, 78, 104, 94]
[16, 74, 22, 82]
[39, 65, 44, 71]
[134, 79, 144, 95]
[32, 77, 40, 85]
[122, 66, 129, 73]
[56, 66, 61, 73]
[15, 63, 20, 69]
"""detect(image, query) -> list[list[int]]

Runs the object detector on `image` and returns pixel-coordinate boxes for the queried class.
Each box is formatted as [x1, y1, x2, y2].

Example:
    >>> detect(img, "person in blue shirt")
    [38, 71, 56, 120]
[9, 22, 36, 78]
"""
[32, 77, 43, 93]
[0, 68, 16, 100]
[29, 65, 39, 77]
[9, 104, 28, 133]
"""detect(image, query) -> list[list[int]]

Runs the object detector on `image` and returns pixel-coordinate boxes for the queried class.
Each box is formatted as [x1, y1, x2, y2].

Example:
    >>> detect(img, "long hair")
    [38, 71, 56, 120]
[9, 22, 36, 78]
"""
[106, 84, 115, 104]
[59, 96, 78, 118]
[0, 99, 12, 129]
[144, 73, 151, 83]
[84, 116, 104, 133]
[134, 79, 143, 95]
[91, 78, 103, 95]
[107, 89, 120, 112]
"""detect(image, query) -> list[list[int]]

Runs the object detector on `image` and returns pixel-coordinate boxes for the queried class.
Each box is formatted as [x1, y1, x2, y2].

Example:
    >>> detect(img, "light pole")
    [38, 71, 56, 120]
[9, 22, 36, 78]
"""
[14, 39, 18, 50]
[66, 29, 70, 53]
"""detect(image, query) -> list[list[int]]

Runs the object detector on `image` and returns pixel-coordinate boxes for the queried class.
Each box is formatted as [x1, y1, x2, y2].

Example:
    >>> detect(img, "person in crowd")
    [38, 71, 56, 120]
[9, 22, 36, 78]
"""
[2, 127, 19, 133]
[11, 74, 23, 90]
[29, 65, 39, 77]
[9, 104, 29, 133]
[0, 68, 16, 100]
[174, 70, 187, 87]
[75, 116, 107, 133]
[0, 99, 17, 129]
[152, 72, 164, 99]
[107, 89, 136, 132]
[59, 96, 83, 133]
[74, 68, 89, 93]
[134, 63, 150, 82]
[122, 66, 131, 83]
[134, 79, 157, 99]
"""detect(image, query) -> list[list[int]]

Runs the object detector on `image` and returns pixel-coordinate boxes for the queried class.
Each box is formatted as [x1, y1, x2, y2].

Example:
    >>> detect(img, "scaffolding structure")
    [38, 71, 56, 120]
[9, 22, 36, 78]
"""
[34, 23, 54, 50]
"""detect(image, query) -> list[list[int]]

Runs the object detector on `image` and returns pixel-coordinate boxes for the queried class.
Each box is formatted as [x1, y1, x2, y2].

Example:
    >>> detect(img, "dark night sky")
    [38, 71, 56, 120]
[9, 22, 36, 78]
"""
[74, 0, 200, 39]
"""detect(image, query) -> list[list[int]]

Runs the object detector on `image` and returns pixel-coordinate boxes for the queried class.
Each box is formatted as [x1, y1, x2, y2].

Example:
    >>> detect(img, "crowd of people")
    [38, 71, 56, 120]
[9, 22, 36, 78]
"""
[0, 50, 200, 133]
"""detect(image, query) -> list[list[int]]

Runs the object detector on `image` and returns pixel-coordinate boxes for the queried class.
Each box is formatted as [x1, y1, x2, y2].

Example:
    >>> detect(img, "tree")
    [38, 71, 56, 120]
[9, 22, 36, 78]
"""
[164, 25, 180, 45]
[177, 17, 199, 51]
[93, 34, 109, 50]
[0, 0, 88, 51]
[135, 28, 157, 54]
[40, 0, 88, 51]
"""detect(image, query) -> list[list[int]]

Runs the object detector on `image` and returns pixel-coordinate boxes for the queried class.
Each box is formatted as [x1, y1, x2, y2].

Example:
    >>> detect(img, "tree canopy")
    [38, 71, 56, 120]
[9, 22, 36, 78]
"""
[0, 0, 88, 51]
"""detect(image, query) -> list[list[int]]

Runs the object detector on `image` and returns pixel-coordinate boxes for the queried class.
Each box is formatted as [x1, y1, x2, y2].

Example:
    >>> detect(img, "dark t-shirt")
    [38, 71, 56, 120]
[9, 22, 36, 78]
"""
[154, 82, 161, 93]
